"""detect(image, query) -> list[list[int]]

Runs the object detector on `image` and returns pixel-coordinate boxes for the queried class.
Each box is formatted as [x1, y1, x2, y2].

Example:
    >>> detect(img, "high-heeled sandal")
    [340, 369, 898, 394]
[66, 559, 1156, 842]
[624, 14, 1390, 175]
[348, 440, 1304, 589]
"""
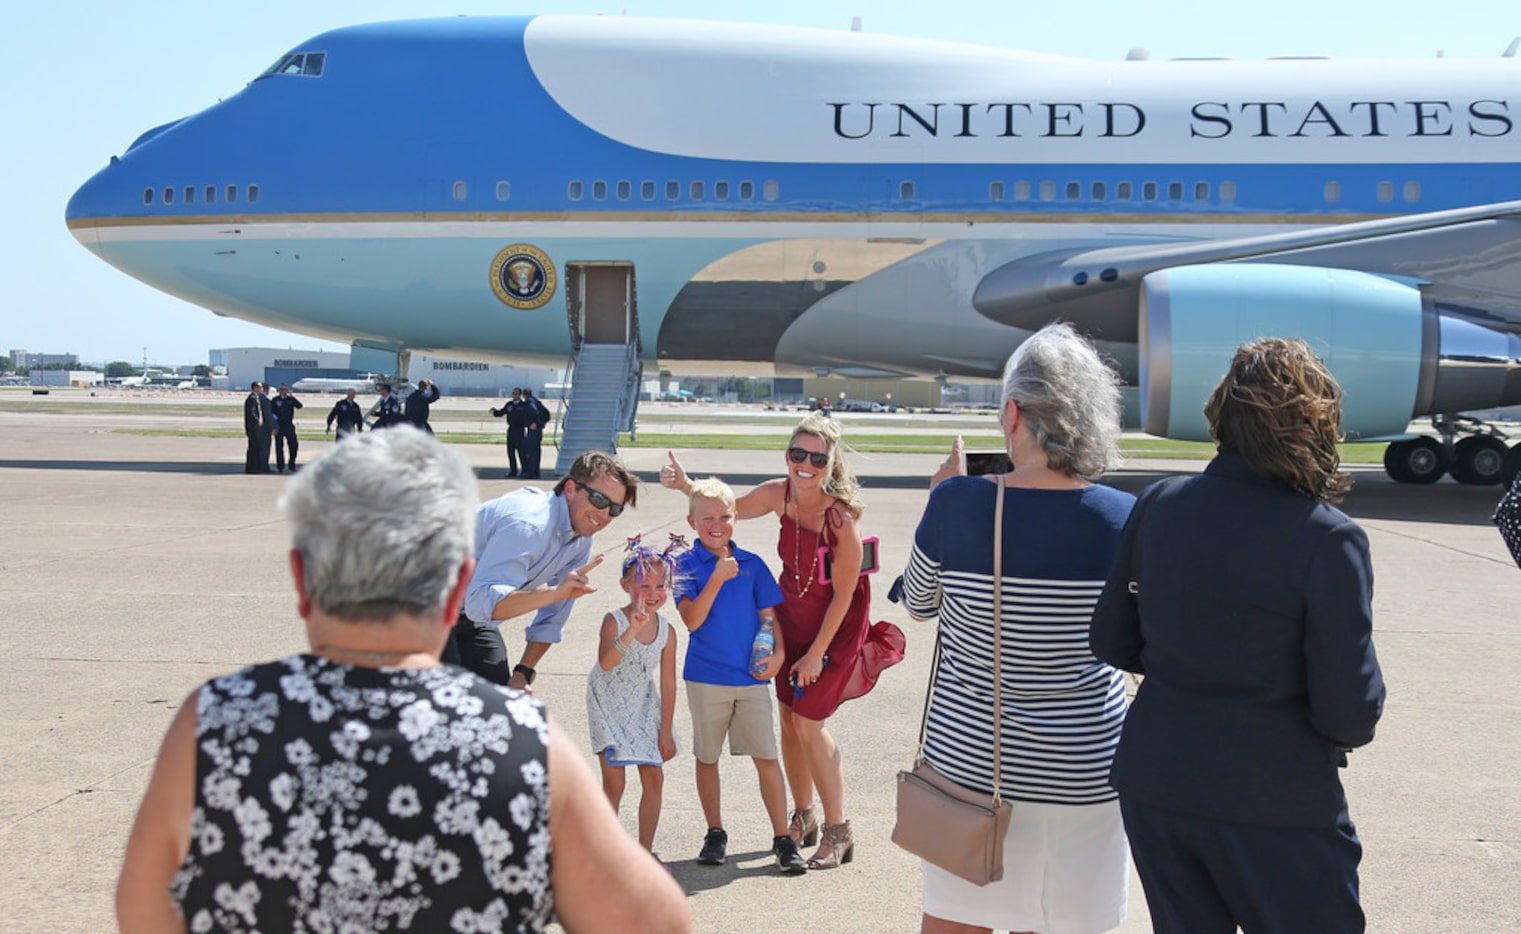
[788, 806, 819, 847]
[807, 820, 854, 869]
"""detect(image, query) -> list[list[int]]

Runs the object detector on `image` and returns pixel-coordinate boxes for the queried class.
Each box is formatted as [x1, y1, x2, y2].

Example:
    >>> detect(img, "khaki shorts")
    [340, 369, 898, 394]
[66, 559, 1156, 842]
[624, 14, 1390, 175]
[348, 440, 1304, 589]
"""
[685, 680, 779, 763]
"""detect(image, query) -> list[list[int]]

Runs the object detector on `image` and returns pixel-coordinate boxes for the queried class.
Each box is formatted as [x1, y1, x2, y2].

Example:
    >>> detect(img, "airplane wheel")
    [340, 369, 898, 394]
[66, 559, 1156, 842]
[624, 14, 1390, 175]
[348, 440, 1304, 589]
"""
[1383, 437, 1446, 484]
[1451, 436, 1508, 485]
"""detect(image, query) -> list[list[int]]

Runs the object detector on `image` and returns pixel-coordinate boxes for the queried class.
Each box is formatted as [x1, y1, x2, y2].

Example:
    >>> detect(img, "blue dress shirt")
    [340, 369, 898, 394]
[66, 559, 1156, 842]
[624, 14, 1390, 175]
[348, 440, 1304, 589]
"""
[464, 488, 590, 644]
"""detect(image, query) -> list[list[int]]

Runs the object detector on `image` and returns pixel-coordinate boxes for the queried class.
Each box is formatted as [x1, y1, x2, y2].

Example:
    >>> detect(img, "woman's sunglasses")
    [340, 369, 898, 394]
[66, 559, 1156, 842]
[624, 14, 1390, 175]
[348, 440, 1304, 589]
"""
[787, 447, 830, 469]
[578, 483, 626, 517]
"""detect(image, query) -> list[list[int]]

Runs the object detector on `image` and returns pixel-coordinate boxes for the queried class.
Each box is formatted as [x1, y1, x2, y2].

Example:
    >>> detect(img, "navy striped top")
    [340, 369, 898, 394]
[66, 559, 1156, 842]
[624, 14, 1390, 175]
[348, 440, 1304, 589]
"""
[902, 476, 1135, 805]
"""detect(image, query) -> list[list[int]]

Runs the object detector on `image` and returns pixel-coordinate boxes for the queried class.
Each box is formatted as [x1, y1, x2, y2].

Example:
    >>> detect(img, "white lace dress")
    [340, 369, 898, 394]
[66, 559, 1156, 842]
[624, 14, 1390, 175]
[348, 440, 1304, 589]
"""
[586, 609, 677, 766]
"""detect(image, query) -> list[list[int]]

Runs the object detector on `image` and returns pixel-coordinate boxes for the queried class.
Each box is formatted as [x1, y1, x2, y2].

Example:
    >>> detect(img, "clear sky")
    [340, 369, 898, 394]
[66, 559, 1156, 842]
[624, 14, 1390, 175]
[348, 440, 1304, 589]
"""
[3, 0, 1515, 366]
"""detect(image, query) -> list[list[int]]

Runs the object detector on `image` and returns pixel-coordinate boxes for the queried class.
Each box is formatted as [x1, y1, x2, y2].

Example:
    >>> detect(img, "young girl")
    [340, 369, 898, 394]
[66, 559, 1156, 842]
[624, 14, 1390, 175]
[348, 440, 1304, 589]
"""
[586, 544, 681, 853]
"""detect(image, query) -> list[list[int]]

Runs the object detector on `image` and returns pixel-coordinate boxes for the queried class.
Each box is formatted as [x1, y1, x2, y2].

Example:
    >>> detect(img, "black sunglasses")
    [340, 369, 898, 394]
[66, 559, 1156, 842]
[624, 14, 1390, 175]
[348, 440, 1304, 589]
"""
[787, 447, 830, 469]
[578, 483, 625, 517]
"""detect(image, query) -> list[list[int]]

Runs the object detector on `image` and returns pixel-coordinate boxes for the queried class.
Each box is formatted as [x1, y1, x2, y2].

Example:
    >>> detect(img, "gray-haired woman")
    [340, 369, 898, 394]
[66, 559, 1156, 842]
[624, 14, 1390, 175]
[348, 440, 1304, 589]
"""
[903, 322, 1134, 933]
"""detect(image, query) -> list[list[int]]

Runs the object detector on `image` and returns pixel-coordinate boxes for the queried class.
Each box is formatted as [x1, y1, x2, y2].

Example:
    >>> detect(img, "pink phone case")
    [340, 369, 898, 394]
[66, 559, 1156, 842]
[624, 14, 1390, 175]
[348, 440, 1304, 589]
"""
[817, 535, 880, 584]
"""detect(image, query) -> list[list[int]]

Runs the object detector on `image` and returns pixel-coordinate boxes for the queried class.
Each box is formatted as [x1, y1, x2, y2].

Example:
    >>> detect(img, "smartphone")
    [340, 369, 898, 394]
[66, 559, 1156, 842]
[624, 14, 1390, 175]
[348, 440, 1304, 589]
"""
[964, 451, 1013, 476]
[817, 535, 880, 584]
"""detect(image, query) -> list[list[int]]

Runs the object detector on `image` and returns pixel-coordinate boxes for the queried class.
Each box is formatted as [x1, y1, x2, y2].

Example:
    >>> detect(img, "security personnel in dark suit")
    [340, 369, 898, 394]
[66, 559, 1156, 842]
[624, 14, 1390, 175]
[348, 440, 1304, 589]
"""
[1090, 338, 1384, 934]
[489, 388, 527, 477]
[256, 384, 276, 472]
[243, 382, 267, 473]
[404, 379, 440, 434]
[271, 384, 304, 472]
[326, 388, 365, 438]
[521, 388, 551, 479]
[368, 383, 404, 429]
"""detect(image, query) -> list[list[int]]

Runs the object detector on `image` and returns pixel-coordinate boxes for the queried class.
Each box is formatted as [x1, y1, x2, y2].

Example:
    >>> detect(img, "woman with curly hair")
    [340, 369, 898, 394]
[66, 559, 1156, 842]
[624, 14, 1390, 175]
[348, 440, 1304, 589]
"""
[662, 414, 904, 869]
[1090, 337, 1386, 933]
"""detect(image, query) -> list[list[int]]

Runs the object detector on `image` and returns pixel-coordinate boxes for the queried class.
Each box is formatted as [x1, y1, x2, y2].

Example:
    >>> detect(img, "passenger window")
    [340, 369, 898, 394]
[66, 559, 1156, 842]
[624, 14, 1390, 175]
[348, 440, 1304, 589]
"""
[989, 181, 1005, 201]
[1091, 181, 1107, 201]
[1116, 181, 1132, 201]
[452, 181, 467, 202]
[1377, 181, 1394, 203]
[1168, 182, 1184, 201]
[1194, 182, 1210, 201]
[496, 181, 511, 201]
[142, 188, 153, 206]
[1061, 181, 1078, 200]
[592, 180, 607, 200]
[568, 181, 583, 201]
[1323, 181, 1341, 203]
[1039, 181, 1055, 201]
[900, 181, 915, 200]
[248, 185, 259, 204]
[1013, 180, 1031, 201]
[1404, 181, 1421, 202]
[641, 180, 656, 200]
[666, 180, 680, 200]
[226, 185, 238, 204]
[616, 180, 631, 200]
[763, 180, 779, 201]
[1142, 182, 1158, 201]
[184, 186, 195, 204]
[715, 180, 730, 200]
[163, 187, 174, 205]
[739, 180, 754, 200]
[690, 180, 705, 199]
[204, 185, 216, 204]
[1219, 181, 1236, 203]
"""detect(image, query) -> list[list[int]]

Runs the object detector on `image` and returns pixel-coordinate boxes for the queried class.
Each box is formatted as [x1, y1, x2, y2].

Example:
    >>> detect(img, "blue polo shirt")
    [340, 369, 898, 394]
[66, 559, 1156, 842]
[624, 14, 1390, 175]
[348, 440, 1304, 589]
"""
[674, 540, 785, 687]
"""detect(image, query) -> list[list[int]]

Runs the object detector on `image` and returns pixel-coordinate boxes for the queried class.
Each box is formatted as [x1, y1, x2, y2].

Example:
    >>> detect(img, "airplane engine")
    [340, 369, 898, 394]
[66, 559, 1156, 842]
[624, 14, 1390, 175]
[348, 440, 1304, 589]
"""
[1138, 264, 1521, 443]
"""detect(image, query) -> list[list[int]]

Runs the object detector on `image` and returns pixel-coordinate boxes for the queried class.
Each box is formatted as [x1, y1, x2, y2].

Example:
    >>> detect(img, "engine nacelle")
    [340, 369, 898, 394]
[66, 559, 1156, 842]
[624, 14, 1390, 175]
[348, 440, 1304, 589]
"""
[1141, 264, 1521, 441]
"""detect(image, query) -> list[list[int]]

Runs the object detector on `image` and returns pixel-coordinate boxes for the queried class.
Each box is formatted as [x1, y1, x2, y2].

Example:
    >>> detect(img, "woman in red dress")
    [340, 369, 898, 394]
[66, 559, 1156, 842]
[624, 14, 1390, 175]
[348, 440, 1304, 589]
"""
[662, 414, 904, 869]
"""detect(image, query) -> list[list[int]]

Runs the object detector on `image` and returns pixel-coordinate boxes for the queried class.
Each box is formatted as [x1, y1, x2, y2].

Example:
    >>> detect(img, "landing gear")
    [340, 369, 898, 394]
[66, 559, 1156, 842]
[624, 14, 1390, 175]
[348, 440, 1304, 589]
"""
[1383, 436, 1446, 484]
[1383, 415, 1515, 485]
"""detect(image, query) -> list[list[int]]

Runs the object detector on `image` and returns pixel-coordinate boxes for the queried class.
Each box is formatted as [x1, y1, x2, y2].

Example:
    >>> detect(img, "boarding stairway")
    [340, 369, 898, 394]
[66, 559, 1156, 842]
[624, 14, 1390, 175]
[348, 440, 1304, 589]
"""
[553, 342, 641, 474]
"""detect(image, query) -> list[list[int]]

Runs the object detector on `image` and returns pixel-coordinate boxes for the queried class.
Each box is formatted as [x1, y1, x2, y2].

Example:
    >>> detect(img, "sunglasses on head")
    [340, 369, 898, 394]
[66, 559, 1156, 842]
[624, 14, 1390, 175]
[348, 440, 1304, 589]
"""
[787, 447, 830, 469]
[578, 483, 625, 517]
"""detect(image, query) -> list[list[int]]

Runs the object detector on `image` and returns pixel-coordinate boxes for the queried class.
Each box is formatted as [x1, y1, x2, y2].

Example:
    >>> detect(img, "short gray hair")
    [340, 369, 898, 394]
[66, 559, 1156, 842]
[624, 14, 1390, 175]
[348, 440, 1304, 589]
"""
[279, 426, 478, 621]
[1002, 322, 1123, 479]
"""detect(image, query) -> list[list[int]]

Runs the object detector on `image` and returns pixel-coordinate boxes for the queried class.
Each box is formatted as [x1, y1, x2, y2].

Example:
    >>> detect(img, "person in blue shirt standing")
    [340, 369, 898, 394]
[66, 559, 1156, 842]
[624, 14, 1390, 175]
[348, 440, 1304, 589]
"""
[271, 384, 304, 472]
[521, 387, 551, 479]
[368, 383, 404, 429]
[446, 450, 638, 690]
[489, 388, 528, 477]
[673, 478, 804, 874]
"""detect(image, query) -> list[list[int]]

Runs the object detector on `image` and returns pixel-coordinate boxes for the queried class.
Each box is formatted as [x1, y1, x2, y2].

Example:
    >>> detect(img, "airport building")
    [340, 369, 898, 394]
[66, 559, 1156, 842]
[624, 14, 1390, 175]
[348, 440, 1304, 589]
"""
[220, 346, 558, 398]
[9, 350, 79, 369]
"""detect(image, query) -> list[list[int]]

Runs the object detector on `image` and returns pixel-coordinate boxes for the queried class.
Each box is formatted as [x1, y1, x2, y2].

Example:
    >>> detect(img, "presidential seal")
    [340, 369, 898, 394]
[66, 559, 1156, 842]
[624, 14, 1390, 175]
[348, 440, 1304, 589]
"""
[489, 243, 557, 310]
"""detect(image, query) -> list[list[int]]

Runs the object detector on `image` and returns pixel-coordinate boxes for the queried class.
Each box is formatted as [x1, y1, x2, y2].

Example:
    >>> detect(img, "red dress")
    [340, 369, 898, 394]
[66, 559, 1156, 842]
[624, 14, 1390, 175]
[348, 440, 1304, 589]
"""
[774, 489, 905, 721]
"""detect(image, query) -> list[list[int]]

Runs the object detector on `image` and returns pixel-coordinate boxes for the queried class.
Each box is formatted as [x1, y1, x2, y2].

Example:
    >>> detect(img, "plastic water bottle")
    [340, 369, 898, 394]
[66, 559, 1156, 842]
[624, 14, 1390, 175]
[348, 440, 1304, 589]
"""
[750, 618, 775, 676]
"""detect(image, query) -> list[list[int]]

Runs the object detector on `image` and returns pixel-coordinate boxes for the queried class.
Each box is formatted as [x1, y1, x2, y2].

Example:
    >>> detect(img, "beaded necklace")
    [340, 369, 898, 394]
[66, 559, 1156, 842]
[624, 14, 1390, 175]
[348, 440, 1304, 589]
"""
[789, 493, 828, 598]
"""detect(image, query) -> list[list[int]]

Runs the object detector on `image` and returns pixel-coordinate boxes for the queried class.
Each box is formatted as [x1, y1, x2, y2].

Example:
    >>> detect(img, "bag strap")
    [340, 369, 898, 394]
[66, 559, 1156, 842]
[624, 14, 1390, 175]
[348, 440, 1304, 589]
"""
[915, 475, 1006, 805]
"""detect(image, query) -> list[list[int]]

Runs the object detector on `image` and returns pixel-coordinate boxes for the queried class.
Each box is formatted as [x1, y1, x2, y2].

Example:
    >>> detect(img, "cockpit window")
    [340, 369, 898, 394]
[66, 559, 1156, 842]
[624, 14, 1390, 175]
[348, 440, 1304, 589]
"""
[258, 51, 325, 79]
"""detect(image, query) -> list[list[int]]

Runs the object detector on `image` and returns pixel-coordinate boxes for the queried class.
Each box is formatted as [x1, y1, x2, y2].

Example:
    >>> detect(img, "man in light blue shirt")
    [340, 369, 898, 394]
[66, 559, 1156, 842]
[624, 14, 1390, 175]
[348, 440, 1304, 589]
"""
[446, 450, 639, 690]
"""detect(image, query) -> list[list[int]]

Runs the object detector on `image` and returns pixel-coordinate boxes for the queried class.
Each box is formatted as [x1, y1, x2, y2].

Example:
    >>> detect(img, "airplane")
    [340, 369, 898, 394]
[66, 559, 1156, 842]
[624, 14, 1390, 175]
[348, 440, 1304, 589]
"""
[292, 374, 378, 393]
[65, 15, 1521, 485]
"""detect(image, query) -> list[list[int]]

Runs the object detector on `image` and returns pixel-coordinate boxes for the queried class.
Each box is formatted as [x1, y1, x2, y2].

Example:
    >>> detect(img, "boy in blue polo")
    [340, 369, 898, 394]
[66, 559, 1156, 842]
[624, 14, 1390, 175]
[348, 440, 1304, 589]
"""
[674, 478, 805, 875]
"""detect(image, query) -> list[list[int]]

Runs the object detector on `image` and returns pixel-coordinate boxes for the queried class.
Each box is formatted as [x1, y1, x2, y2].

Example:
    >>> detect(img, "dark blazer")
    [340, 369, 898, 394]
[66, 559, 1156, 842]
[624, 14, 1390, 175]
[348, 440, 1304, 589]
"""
[256, 393, 274, 438]
[243, 392, 263, 434]
[1089, 453, 1385, 829]
[404, 383, 440, 431]
[327, 399, 364, 433]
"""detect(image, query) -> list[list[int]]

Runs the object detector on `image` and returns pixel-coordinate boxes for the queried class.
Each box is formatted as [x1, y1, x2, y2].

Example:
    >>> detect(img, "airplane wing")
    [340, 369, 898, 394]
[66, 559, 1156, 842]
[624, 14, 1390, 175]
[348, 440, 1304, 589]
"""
[974, 198, 1521, 341]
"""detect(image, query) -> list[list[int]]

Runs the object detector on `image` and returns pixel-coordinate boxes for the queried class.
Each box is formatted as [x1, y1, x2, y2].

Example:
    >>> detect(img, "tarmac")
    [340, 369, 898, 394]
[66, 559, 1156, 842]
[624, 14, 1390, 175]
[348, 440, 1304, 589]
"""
[1, 399, 1518, 932]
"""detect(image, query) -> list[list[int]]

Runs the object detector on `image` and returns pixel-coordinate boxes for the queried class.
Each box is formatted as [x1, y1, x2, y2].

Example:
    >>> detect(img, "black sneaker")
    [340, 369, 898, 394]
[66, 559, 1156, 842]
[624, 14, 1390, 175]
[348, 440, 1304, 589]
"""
[773, 834, 807, 875]
[697, 827, 727, 865]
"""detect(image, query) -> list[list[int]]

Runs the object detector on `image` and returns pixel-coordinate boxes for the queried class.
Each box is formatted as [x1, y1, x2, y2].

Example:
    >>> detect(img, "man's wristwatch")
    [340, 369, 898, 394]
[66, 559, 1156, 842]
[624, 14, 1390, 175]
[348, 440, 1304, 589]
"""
[512, 663, 537, 685]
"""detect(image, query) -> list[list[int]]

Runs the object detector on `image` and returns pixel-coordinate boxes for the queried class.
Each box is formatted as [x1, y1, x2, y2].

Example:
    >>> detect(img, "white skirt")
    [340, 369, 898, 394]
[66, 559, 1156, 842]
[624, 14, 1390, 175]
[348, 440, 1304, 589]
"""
[921, 798, 1129, 933]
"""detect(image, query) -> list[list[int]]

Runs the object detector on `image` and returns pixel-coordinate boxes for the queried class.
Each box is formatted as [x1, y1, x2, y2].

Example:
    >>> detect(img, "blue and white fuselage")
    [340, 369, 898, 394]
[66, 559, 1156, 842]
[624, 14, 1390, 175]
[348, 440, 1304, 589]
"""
[66, 15, 1521, 449]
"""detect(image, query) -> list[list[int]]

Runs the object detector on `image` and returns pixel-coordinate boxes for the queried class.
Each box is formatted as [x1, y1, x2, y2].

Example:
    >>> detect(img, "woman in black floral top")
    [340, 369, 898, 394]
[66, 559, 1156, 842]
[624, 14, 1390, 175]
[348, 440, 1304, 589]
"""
[116, 428, 689, 934]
